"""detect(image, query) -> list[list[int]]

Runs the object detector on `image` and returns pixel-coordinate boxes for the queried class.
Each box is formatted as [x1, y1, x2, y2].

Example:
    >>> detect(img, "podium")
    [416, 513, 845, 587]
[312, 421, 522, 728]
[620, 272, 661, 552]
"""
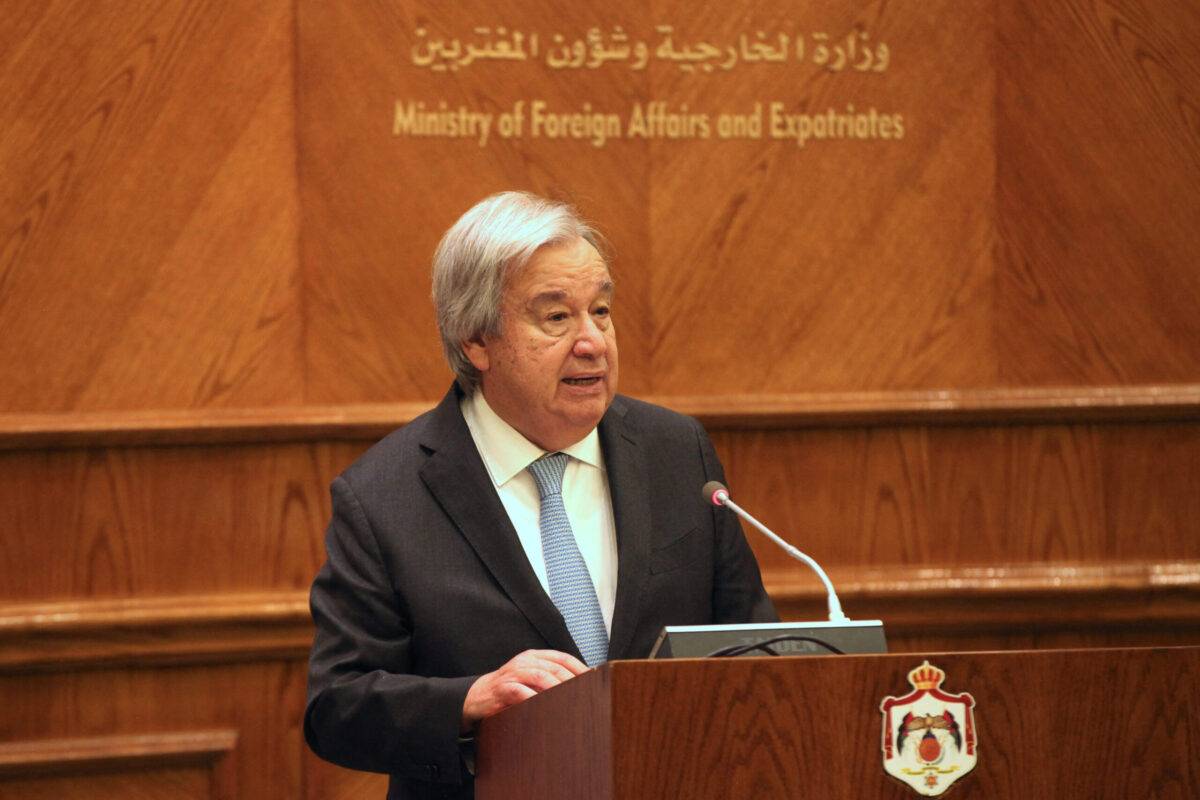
[477, 647, 1199, 798]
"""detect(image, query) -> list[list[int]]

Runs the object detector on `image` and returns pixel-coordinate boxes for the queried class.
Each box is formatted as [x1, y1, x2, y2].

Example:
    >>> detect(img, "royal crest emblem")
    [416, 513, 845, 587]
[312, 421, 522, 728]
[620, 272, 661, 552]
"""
[880, 661, 977, 796]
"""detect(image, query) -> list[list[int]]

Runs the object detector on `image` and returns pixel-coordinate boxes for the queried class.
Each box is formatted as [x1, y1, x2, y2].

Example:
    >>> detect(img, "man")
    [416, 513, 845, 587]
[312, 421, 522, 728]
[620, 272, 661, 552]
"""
[305, 191, 777, 799]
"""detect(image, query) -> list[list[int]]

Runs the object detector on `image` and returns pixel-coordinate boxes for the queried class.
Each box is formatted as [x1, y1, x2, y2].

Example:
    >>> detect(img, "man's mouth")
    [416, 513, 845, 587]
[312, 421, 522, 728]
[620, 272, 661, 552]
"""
[562, 376, 603, 386]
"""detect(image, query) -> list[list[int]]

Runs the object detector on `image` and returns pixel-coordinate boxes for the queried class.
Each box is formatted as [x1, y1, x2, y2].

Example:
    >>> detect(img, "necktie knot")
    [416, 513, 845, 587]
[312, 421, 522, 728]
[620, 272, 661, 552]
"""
[528, 452, 569, 499]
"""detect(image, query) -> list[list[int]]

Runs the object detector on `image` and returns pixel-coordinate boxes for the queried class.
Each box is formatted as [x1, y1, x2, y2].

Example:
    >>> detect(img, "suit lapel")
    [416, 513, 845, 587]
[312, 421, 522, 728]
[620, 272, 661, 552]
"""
[599, 398, 653, 661]
[418, 387, 578, 657]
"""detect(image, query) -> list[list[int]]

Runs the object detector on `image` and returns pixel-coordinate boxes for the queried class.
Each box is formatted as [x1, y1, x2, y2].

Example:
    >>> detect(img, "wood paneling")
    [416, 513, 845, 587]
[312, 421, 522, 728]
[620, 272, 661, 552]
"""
[295, 2, 656, 402]
[478, 650, 1200, 799]
[647, 0, 996, 395]
[0, 384, 1197, 450]
[3, 560, 1198, 673]
[294, 0, 1200, 403]
[0, 594, 311, 672]
[997, 0, 1200, 385]
[1, 415, 1195, 608]
[0, 1, 301, 414]
[0, 412, 1195, 657]
[3, 1, 1198, 408]
[712, 420, 1200, 570]
[2, 1, 1198, 797]
[0, 768, 215, 800]
[294, 0, 1000, 401]
[0, 730, 237, 800]
[0, 665, 296, 799]
[0, 441, 364, 603]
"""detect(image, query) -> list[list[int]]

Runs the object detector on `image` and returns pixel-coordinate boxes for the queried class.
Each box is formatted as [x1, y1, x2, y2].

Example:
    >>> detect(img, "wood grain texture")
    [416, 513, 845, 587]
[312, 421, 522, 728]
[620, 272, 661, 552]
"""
[3, 561, 1197, 673]
[1, 1, 1197, 411]
[478, 649, 1200, 799]
[296, 1, 655, 403]
[648, 0, 996, 395]
[0, 383, 1196, 449]
[0, 417, 1195, 647]
[294, 0, 1200, 403]
[1, 2, 1198, 797]
[0, 664, 301, 800]
[0, 769, 215, 800]
[0, 1, 301, 414]
[294, 0, 999, 401]
[0, 593, 312, 672]
[0, 729, 236, 777]
[711, 420, 1200, 571]
[997, 0, 1200, 386]
[0, 441, 368, 603]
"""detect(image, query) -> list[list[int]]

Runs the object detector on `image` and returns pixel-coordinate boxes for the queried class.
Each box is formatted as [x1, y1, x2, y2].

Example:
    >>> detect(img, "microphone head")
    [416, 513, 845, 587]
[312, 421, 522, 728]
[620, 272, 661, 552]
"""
[702, 481, 729, 506]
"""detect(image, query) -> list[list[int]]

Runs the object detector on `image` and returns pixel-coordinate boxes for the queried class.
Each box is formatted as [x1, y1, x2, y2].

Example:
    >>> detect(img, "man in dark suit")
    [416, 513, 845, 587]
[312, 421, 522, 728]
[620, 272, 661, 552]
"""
[305, 192, 777, 799]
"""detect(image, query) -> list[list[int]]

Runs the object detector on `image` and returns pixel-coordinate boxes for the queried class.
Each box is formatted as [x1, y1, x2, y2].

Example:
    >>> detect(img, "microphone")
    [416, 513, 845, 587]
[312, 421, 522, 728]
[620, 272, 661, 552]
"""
[703, 480, 849, 623]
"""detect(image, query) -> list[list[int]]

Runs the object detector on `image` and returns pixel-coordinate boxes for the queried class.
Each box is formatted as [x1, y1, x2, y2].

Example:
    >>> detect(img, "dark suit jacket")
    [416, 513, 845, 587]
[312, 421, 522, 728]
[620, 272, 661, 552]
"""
[305, 385, 777, 800]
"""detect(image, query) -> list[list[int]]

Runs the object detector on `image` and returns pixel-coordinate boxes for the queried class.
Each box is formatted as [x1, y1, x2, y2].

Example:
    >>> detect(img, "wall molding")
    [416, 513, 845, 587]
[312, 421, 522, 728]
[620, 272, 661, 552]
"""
[665, 384, 1200, 429]
[0, 592, 312, 673]
[765, 560, 1200, 637]
[2, 561, 1197, 671]
[1, 384, 1197, 450]
[0, 729, 237, 778]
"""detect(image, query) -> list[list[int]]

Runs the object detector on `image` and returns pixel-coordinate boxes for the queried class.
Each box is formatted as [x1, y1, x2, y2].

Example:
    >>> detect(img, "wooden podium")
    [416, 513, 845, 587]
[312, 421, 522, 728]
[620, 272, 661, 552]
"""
[477, 647, 1199, 799]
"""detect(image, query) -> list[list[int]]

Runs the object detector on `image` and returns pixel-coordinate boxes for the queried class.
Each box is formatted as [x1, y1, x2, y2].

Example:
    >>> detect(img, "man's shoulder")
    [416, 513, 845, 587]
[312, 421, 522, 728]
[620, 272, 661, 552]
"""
[338, 403, 444, 489]
[607, 394, 704, 442]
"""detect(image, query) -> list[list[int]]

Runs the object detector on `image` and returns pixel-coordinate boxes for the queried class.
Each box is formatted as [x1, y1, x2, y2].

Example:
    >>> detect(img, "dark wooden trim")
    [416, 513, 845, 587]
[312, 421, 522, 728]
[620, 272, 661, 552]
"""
[0, 402, 435, 450]
[0, 593, 312, 673]
[0, 729, 237, 778]
[3, 561, 1197, 671]
[1, 385, 1197, 449]
[668, 384, 1200, 430]
[765, 560, 1200, 637]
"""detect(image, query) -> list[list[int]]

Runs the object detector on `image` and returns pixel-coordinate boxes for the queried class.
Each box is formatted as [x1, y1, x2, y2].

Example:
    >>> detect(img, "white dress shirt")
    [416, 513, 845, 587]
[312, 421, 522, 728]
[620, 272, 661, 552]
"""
[460, 390, 618, 634]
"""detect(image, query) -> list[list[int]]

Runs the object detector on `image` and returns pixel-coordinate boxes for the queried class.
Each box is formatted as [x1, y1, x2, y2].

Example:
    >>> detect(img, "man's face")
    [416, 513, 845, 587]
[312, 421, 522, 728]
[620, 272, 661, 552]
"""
[464, 237, 618, 451]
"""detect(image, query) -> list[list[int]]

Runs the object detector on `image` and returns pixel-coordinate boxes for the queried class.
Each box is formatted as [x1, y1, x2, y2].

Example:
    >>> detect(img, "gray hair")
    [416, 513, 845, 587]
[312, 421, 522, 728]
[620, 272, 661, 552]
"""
[431, 191, 605, 392]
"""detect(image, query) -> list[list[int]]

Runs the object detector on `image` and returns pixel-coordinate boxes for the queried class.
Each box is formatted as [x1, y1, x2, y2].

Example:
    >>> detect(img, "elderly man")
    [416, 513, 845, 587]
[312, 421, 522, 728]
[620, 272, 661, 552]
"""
[305, 191, 777, 799]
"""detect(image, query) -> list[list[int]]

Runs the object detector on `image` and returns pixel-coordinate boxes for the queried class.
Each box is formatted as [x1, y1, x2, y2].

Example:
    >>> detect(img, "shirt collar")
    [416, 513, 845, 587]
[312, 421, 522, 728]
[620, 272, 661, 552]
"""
[461, 389, 603, 487]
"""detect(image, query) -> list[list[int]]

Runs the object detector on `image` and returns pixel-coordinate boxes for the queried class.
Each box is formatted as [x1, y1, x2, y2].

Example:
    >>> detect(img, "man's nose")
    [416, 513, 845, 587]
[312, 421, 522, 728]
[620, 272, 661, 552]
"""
[572, 316, 607, 357]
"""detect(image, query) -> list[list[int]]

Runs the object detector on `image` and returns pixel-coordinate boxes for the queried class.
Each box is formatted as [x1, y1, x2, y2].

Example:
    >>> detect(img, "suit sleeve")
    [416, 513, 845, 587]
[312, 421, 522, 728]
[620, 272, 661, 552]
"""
[694, 418, 780, 624]
[304, 475, 476, 785]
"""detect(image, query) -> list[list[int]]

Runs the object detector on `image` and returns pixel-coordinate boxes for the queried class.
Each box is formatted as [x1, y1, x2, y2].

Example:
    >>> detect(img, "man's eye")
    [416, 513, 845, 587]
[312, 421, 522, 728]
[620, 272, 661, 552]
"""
[548, 312, 569, 322]
[593, 306, 610, 317]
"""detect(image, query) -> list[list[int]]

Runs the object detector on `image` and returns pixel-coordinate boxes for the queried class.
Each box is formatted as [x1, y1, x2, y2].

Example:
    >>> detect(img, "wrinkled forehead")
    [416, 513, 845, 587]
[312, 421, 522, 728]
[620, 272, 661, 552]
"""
[505, 236, 613, 291]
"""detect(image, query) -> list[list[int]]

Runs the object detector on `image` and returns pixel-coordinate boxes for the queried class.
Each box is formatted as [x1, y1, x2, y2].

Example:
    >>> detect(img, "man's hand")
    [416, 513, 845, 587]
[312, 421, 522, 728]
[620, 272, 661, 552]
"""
[461, 649, 588, 731]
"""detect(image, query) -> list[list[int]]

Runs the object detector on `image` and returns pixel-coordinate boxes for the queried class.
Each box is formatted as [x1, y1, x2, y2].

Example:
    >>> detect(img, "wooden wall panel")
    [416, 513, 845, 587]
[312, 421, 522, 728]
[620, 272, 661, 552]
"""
[295, 0, 1200, 403]
[295, 0, 1004, 401]
[0, 441, 366, 603]
[0, 1, 301, 414]
[0, 665, 297, 799]
[0, 417, 1194, 651]
[0, 769, 214, 800]
[712, 420, 1200, 570]
[2, 1, 1199, 797]
[996, 0, 1200, 385]
[296, 1, 656, 403]
[648, 0, 996, 394]
[0, 730, 237, 800]
[0, 412, 1195, 797]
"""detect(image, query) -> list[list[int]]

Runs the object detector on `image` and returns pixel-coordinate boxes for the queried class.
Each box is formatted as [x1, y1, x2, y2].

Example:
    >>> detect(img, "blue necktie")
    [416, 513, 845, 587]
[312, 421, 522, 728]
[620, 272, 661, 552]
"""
[527, 452, 608, 667]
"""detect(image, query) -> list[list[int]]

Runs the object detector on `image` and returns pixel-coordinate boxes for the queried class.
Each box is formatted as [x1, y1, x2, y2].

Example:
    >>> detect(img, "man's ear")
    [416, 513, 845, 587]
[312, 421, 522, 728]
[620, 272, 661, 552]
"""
[462, 336, 489, 373]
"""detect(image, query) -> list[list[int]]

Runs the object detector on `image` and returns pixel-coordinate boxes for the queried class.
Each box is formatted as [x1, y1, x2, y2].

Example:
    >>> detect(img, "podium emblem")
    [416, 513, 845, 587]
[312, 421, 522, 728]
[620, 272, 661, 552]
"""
[880, 661, 977, 796]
